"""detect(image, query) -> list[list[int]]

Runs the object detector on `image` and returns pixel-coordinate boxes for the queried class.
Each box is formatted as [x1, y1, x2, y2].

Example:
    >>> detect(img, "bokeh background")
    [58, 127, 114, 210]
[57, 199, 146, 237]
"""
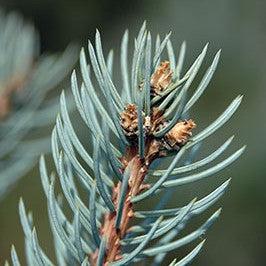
[0, 0, 265, 265]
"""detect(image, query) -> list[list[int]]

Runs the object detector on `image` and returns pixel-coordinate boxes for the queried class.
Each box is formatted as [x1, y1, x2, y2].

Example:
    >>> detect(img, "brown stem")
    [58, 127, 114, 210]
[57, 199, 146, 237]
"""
[91, 140, 160, 265]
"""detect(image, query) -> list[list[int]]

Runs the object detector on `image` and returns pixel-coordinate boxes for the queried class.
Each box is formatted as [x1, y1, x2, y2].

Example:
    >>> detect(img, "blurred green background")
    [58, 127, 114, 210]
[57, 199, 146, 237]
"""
[0, 0, 265, 265]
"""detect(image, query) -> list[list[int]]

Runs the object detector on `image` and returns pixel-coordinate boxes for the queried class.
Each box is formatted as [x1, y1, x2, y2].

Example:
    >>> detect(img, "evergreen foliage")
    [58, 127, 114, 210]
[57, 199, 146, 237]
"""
[10, 22, 244, 265]
[0, 10, 77, 198]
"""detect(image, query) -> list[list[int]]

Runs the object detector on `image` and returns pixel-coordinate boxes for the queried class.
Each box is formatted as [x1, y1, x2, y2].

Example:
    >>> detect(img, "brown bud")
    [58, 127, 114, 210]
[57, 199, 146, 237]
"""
[120, 104, 138, 136]
[149, 107, 166, 133]
[146, 139, 161, 162]
[165, 119, 196, 147]
[151, 61, 173, 94]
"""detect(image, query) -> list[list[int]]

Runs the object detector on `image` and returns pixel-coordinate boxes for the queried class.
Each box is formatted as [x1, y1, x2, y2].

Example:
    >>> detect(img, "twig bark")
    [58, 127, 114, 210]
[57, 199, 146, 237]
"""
[91, 140, 160, 265]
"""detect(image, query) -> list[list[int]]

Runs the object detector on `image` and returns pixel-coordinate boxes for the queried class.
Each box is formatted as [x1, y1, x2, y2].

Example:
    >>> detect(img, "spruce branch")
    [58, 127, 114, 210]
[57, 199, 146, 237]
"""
[10, 22, 245, 266]
[0, 9, 77, 199]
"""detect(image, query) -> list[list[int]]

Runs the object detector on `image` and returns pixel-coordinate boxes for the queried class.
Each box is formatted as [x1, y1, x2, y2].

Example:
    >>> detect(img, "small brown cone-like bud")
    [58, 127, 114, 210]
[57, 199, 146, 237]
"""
[120, 104, 138, 136]
[151, 61, 173, 94]
[165, 119, 196, 147]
